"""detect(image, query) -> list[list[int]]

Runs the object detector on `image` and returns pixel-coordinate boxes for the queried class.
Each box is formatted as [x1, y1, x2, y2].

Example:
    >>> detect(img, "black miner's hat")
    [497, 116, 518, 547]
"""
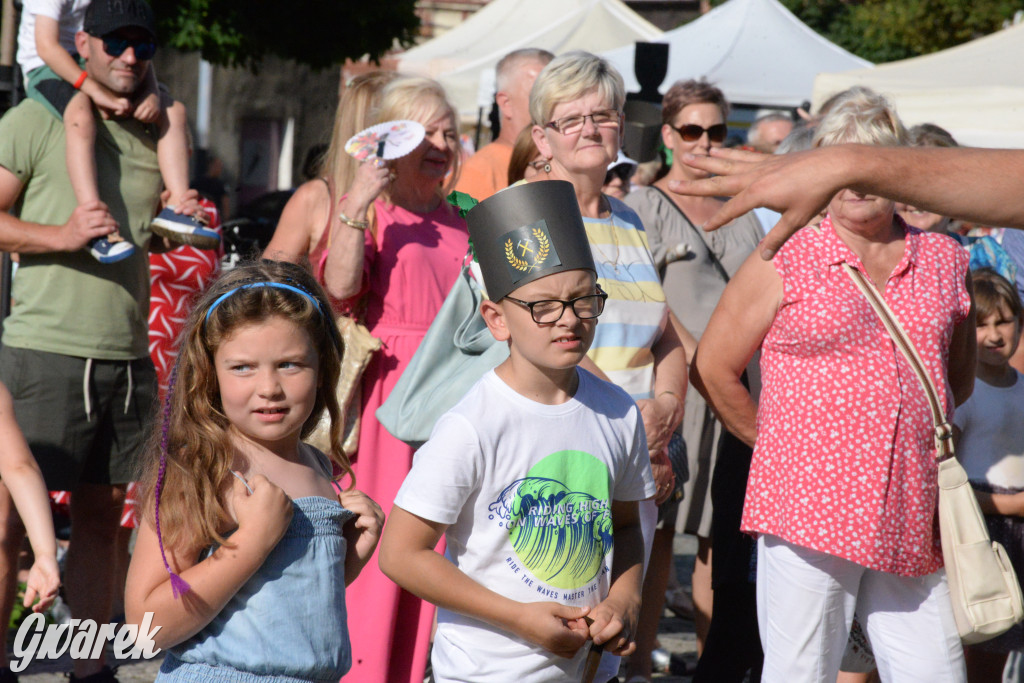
[466, 180, 595, 302]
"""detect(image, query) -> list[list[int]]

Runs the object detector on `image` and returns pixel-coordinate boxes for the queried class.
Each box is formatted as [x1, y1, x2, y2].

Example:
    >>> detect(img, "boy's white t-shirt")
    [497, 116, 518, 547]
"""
[17, 0, 92, 75]
[954, 371, 1024, 489]
[394, 368, 655, 683]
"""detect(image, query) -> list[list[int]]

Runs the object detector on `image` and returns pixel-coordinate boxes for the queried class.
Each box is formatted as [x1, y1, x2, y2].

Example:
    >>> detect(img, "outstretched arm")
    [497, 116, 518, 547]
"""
[669, 145, 1024, 258]
[0, 384, 59, 612]
[379, 506, 592, 659]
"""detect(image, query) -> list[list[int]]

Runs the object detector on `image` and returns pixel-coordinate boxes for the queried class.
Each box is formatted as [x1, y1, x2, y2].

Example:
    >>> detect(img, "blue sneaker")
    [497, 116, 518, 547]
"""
[151, 207, 220, 250]
[88, 236, 135, 264]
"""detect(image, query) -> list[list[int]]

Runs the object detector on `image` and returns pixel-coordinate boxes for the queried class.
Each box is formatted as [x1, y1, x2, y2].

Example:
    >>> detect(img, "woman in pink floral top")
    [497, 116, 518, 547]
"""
[692, 87, 976, 682]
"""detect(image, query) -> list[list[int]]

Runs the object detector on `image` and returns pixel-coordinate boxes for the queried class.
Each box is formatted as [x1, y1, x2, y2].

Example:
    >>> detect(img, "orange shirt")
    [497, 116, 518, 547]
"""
[455, 141, 513, 200]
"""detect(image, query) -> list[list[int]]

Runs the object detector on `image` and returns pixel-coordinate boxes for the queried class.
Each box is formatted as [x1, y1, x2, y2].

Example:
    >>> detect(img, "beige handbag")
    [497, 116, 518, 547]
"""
[305, 179, 382, 459]
[844, 263, 1024, 643]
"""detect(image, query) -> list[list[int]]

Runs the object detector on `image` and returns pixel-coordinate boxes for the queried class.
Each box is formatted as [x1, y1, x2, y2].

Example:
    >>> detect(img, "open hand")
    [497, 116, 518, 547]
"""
[23, 555, 60, 613]
[669, 147, 841, 258]
[513, 602, 591, 659]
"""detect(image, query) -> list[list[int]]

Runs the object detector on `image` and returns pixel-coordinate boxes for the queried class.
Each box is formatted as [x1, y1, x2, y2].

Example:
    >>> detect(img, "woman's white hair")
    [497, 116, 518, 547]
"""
[813, 86, 907, 148]
[374, 75, 461, 193]
[528, 51, 626, 126]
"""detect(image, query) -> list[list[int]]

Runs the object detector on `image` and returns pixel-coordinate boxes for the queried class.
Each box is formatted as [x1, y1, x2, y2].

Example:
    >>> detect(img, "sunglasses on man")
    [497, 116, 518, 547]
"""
[100, 35, 156, 61]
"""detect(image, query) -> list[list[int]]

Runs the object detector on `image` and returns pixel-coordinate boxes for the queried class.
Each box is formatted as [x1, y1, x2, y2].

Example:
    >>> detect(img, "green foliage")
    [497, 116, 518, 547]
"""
[711, 0, 1023, 62]
[149, 0, 421, 70]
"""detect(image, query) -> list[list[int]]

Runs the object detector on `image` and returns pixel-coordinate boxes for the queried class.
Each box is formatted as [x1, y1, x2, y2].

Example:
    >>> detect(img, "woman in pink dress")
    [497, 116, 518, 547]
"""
[692, 87, 976, 682]
[320, 76, 468, 683]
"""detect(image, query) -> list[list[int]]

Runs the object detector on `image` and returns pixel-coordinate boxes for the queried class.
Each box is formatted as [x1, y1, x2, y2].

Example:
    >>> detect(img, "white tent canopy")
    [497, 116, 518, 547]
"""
[813, 22, 1024, 148]
[395, 0, 662, 121]
[601, 0, 870, 109]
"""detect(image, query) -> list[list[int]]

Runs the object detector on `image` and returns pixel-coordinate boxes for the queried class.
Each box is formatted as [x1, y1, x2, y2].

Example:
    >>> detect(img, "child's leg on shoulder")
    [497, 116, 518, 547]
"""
[157, 90, 191, 207]
[65, 91, 101, 206]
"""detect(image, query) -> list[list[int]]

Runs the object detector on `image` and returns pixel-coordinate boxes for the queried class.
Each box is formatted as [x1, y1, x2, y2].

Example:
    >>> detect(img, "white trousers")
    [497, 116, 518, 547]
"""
[756, 534, 965, 683]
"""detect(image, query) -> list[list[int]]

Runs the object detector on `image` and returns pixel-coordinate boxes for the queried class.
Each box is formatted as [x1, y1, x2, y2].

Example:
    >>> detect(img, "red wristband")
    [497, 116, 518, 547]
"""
[73, 71, 87, 90]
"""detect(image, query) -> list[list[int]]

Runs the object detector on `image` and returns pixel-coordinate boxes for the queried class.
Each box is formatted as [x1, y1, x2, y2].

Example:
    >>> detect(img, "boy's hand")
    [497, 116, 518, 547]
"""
[512, 602, 591, 658]
[232, 474, 292, 557]
[339, 488, 385, 566]
[133, 91, 161, 123]
[23, 555, 60, 613]
[81, 80, 132, 118]
[589, 594, 640, 656]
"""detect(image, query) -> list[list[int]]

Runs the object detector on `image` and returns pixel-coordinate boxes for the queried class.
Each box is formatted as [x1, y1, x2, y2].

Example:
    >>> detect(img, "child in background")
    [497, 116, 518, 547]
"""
[0, 381, 61, 624]
[124, 260, 383, 681]
[15, 0, 218, 264]
[380, 181, 655, 682]
[953, 268, 1024, 682]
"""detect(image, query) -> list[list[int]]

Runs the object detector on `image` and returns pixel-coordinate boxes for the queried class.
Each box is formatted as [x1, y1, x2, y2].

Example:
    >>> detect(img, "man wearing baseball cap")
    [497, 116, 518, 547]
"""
[0, 1, 196, 679]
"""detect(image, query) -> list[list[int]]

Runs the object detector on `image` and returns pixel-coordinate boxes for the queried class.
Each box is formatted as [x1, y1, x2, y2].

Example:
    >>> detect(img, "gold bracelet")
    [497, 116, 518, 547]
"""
[338, 211, 368, 231]
[657, 390, 680, 400]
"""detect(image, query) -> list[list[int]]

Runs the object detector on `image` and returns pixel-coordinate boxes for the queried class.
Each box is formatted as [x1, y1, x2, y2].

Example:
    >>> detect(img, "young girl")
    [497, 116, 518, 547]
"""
[124, 260, 383, 681]
[953, 268, 1024, 682]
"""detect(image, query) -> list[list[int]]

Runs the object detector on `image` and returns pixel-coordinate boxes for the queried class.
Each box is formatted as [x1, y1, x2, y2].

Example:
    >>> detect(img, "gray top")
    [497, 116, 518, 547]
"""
[624, 185, 763, 339]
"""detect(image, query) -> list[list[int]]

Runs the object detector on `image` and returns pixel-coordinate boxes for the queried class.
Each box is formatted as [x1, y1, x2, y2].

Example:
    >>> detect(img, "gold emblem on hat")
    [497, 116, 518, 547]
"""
[505, 228, 551, 272]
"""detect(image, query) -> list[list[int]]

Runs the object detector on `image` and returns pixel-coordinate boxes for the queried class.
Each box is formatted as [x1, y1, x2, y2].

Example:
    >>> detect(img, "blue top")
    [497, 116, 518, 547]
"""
[158, 495, 355, 683]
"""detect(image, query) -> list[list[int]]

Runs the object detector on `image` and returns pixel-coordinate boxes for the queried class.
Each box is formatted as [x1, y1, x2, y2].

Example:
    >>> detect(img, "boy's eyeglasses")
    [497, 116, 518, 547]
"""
[545, 109, 622, 136]
[101, 36, 157, 61]
[669, 123, 728, 144]
[504, 289, 608, 324]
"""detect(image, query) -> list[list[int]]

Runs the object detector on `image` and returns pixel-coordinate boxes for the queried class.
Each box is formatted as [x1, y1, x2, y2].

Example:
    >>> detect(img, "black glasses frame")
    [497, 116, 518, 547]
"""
[669, 122, 728, 144]
[504, 288, 608, 324]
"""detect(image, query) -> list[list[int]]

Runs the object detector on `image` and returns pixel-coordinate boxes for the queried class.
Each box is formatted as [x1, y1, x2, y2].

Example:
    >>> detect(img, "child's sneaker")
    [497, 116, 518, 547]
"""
[151, 207, 220, 250]
[88, 236, 135, 264]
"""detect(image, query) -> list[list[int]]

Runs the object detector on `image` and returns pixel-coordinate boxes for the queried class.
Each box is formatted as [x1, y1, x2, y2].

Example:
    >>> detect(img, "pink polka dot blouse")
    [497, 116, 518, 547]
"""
[742, 216, 971, 577]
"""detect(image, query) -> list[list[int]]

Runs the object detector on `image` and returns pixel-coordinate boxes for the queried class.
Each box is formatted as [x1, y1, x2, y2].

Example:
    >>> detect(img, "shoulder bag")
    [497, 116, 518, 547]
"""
[844, 263, 1024, 644]
[376, 252, 509, 448]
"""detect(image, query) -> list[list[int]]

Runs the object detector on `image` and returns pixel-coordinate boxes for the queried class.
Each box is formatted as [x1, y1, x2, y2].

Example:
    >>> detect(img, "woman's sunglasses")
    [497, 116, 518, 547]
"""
[669, 123, 728, 144]
[101, 36, 157, 61]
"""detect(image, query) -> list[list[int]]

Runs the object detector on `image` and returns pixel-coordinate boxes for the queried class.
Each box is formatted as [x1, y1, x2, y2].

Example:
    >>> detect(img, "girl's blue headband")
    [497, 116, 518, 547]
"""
[205, 282, 322, 322]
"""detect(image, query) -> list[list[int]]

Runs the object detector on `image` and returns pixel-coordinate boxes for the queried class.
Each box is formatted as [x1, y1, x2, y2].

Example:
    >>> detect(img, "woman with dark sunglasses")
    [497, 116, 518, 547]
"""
[623, 79, 765, 683]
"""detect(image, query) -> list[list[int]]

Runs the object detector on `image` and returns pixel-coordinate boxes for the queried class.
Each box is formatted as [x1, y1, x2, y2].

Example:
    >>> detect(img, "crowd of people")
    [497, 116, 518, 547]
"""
[0, 1, 1023, 682]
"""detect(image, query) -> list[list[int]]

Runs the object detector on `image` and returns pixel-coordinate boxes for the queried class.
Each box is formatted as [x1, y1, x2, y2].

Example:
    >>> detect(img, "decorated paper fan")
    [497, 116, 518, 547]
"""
[345, 120, 426, 161]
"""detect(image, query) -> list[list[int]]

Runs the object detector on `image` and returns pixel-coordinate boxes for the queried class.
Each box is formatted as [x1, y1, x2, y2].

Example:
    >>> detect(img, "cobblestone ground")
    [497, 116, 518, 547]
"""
[11, 536, 700, 682]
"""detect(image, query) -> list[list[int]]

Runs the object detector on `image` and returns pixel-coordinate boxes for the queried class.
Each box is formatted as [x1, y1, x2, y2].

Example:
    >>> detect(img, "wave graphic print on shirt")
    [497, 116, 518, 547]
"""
[487, 450, 612, 589]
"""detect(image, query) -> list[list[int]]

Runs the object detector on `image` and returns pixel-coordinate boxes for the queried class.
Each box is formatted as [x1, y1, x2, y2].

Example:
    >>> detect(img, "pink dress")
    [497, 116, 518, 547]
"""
[318, 198, 468, 683]
[743, 217, 971, 577]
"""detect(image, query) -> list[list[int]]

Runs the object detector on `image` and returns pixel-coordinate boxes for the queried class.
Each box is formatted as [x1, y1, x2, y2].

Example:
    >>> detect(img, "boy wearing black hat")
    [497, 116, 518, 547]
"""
[380, 181, 655, 682]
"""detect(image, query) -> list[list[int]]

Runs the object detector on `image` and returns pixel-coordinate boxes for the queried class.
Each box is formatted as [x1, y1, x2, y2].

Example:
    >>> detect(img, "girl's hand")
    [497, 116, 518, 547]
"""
[345, 158, 391, 216]
[24, 555, 60, 613]
[232, 474, 292, 557]
[511, 602, 591, 659]
[340, 489, 384, 582]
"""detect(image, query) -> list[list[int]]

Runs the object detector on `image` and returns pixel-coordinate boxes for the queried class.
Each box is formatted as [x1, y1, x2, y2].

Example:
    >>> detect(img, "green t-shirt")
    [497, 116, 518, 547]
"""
[0, 99, 162, 359]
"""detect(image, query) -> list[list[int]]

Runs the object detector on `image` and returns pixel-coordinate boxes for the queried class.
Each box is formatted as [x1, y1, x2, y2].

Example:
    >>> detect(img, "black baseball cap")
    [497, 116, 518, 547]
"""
[84, 0, 157, 40]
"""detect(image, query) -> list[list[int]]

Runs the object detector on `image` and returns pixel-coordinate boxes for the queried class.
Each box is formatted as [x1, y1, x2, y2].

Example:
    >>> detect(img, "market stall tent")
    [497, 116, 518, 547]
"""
[395, 0, 662, 121]
[813, 21, 1024, 148]
[600, 0, 870, 108]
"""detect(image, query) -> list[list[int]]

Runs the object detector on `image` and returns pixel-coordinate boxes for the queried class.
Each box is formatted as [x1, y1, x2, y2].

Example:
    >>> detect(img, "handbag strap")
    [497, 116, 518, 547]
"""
[651, 185, 730, 283]
[842, 264, 955, 461]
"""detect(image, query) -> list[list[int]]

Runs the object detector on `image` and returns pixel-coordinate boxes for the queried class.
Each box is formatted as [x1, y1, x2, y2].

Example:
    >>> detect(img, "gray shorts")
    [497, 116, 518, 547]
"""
[0, 346, 157, 490]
